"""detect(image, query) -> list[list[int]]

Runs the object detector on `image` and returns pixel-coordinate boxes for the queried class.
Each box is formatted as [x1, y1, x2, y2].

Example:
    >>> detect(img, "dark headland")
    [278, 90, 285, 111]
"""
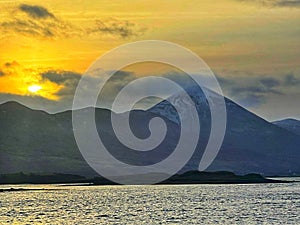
[0, 171, 292, 188]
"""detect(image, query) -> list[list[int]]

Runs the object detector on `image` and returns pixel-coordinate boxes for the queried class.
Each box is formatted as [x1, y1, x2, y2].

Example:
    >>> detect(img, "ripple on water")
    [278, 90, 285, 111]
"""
[0, 183, 299, 224]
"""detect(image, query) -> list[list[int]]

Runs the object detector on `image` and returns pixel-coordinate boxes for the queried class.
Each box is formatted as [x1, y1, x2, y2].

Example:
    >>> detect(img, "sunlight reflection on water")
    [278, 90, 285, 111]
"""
[1, 182, 299, 224]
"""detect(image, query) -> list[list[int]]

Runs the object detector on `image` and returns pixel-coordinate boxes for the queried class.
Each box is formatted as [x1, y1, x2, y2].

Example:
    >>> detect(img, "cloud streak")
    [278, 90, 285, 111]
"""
[19, 4, 55, 19]
[237, 0, 300, 7]
[89, 19, 147, 38]
[0, 4, 147, 40]
[0, 4, 76, 39]
[284, 74, 300, 86]
[218, 73, 300, 107]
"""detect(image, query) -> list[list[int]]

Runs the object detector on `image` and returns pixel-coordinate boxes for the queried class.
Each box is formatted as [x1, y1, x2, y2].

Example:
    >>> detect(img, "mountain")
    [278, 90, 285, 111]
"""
[0, 85, 300, 177]
[0, 101, 97, 176]
[149, 85, 300, 176]
[273, 119, 300, 136]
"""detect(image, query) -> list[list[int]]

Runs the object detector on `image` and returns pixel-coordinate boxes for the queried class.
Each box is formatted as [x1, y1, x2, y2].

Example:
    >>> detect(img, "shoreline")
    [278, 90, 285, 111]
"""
[1, 171, 299, 187]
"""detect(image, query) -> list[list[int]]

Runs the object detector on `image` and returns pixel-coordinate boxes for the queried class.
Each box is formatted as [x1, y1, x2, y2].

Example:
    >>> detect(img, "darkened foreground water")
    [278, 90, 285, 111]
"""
[1, 180, 299, 224]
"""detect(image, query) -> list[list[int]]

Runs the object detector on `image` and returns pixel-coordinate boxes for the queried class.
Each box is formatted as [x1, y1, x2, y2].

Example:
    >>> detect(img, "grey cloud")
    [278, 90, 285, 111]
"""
[218, 74, 290, 107]
[230, 86, 281, 95]
[0, 61, 21, 77]
[284, 73, 300, 86]
[217, 76, 236, 86]
[259, 77, 280, 88]
[2, 19, 54, 38]
[41, 70, 81, 84]
[274, 0, 300, 6]
[41, 69, 137, 103]
[41, 70, 82, 97]
[0, 4, 146, 40]
[97, 71, 137, 108]
[238, 93, 266, 108]
[237, 0, 300, 7]
[89, 19, 147, 39]
[19, 4, 55, 19]
[108, 70, 136, 82]
[0, 5, 76, 39]
[4, 61, 19, 68]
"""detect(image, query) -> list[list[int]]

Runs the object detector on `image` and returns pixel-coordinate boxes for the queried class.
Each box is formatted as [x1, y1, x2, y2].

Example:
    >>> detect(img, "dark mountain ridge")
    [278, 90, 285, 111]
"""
[273, 118, 300, 136]
[0, 91, 299, 177]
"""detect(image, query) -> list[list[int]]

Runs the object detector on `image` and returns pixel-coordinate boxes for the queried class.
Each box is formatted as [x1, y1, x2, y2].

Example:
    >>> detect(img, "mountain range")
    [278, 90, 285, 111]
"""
[273, 119, 300, 136]
[0, 86, 299, 177]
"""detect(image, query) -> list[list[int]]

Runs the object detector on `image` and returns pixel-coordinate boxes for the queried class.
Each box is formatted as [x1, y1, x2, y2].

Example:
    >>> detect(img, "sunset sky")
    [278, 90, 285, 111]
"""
[0, 0, 299, 120]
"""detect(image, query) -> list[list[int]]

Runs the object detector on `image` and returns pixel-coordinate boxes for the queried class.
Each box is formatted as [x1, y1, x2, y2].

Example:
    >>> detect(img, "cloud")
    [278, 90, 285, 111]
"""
[0, 61, 21, 77]
[0, 61, 62, 100]
[4, 61, 20, 68]
[217, 76, 233, 85]
[41, 69, 137, 101]
[88, 19, 147, 38]
[41, 70, 81, 84]
[0, 4, 76, 39]
[231, 86, 281, 95]
[218, 73, 300, 107]
[228, 84, 281, 107]
[1, 19, 59, 38]
[273, 0, 300, 6]
[284, 73, 300, 86]
[237, 0, 300, 7]
[237, 93, 266, 107]
[41, 70, 82, 97]
[19, 4, 55, 19]
[259, 77, 280, 88]
[39, 69, 141, 111]
[0, 4, 147, 40]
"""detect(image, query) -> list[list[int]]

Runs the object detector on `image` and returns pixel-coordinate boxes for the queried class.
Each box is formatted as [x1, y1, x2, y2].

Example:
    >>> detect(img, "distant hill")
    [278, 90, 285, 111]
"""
[1, 86, 300, 178]
[0, 101, 97, 177]
[0, 172, 86, 184]
[0, 171, 285, 185]
[161, 171, 286, 184]
[273, 119, 300, 136]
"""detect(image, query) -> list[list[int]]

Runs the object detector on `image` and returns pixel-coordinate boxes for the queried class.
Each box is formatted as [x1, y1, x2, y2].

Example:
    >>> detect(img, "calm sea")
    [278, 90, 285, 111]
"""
[1, 179, 299, 224]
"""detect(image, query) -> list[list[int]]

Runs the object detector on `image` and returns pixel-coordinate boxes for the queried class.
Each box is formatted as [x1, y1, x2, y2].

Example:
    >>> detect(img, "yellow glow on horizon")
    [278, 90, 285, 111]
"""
[28, 85, 42, 93]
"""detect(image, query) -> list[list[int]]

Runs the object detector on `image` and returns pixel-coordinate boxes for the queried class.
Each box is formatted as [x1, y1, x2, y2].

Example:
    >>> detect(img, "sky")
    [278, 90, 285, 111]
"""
[0, 0, 299, 121]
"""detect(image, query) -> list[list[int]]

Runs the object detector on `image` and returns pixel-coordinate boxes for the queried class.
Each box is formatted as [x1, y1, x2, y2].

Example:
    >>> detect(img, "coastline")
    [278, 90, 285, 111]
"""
[0, 171, 297, 189]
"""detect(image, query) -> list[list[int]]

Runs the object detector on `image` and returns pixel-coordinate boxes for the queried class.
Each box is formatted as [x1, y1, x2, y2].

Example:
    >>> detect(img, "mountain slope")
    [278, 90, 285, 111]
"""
[0, 101, 96, 176]
[0, 88, 300, 177]
[273, 119, 300, 136]
[149, 85, 300, 176]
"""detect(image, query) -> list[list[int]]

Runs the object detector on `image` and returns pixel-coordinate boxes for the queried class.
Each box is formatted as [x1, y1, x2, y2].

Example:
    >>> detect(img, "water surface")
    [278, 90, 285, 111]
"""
[1, 181, 299, 224]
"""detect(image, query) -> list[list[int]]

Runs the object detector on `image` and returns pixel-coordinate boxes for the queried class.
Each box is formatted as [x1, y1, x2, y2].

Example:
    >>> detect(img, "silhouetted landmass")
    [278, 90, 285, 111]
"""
[1, 98, 300, 177]
[160, 171, 288, 184]
[0, 171, 290, 185]
[0, 188, 55, 193]
[0, 172, 86, 184]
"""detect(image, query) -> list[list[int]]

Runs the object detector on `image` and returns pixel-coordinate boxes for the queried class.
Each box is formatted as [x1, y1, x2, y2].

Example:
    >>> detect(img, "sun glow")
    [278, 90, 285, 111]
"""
[28, 85, 42, 93]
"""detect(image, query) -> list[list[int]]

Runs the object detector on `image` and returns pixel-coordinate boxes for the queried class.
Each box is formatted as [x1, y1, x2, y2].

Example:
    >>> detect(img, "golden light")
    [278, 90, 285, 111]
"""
[28, 85, 42, 93]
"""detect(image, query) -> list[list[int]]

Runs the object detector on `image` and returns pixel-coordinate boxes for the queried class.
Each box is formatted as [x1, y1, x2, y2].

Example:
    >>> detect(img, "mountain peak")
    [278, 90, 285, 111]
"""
[274, 118, 300, 123]
[0, 101, 29, 109]
[0, 101, 49, 115]
[273, 118, 300, 136]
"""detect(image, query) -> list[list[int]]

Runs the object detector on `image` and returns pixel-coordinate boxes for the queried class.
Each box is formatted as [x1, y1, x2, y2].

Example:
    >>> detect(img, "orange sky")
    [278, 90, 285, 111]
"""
[0, 0, 299, 119]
